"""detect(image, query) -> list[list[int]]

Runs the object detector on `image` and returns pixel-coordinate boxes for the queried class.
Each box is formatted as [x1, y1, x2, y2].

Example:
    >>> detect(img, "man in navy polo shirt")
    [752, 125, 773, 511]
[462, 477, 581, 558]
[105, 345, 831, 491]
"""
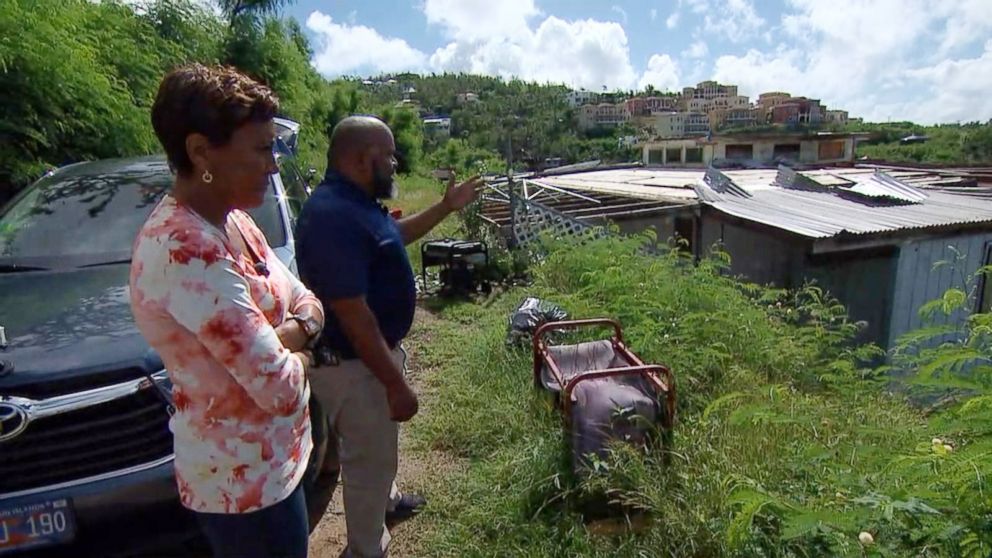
[296, 116, 482, 558]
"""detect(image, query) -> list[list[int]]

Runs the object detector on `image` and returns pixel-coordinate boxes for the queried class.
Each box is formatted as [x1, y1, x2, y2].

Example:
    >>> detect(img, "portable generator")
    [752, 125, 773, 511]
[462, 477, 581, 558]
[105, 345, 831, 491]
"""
[420, 239, 490, 297]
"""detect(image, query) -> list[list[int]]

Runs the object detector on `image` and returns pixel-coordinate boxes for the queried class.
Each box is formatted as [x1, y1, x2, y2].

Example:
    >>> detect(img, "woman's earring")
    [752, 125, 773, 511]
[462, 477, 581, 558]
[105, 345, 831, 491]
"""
[201, 170, 213, 184]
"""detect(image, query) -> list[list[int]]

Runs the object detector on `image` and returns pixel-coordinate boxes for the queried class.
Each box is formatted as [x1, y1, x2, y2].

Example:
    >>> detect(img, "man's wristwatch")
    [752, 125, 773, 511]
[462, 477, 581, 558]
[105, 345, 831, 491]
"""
[290, 313, 321, 343]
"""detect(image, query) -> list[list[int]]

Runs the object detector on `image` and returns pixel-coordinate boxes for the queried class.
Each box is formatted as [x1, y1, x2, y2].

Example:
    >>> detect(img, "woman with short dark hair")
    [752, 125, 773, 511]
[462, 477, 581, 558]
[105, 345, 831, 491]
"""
[130, 64, 324, 558]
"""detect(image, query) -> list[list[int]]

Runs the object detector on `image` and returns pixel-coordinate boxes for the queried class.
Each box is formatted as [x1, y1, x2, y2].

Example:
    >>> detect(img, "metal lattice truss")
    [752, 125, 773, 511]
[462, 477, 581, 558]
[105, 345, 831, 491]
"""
[478, 175, 688, 248]
[509, 191, 606, 246]
[475, 178, 608, 247]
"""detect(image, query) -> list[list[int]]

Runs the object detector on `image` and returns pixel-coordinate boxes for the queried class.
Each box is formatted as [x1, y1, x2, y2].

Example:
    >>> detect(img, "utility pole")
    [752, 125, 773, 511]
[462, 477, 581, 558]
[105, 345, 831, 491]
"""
[507, 133, 513, 180]
[505, 114, 521, 179]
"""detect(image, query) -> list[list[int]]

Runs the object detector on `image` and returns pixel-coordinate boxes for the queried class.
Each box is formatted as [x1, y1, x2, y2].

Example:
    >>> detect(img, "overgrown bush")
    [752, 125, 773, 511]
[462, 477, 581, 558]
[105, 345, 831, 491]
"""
[411, 233, 989, 557]
[425, 139, 505, 177]
[851, 120, 992, 164]
[0, 0, 421, 204]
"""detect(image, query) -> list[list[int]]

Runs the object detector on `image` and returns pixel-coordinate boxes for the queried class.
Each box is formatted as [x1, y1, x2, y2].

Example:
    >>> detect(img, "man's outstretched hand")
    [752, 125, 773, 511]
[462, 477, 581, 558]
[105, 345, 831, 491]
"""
[442, 174, 485, 212]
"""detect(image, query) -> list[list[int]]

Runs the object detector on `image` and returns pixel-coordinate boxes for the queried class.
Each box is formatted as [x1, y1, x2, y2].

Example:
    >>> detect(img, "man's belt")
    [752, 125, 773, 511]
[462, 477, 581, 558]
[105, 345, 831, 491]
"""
[314, 338, 397, 366]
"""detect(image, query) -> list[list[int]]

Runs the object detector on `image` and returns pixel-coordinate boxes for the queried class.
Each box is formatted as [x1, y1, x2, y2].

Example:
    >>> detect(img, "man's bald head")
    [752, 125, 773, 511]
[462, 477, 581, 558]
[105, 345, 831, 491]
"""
[328, 116, 394, 169]
[326, 115, 399, 198]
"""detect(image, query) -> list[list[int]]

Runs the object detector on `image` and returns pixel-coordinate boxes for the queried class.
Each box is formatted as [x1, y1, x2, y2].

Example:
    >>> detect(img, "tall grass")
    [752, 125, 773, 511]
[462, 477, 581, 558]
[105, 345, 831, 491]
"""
[407, 233, 990, 557]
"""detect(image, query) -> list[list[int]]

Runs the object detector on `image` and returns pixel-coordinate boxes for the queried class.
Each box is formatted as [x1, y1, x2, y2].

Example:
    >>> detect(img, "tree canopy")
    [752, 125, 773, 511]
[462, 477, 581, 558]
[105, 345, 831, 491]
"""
[0, 0, 409, 202]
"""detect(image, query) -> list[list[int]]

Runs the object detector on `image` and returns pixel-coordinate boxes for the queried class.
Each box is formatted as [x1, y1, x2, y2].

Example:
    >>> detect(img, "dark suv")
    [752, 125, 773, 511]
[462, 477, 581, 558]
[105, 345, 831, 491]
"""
[0, 127, 335, 556]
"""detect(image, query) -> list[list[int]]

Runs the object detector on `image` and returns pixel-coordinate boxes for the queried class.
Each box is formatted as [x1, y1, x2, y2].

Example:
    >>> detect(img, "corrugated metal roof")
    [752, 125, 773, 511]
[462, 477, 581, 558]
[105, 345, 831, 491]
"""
[775, 166, 930, 203]
[534, 169, 699, 202]
[843, 173, 930, 204]
[478, 179, 682, 228]
[481, 166, 992, 240]
[858, 163, 992, 187]
[695, 170, 992, 238]
[530, 166, 983, 203]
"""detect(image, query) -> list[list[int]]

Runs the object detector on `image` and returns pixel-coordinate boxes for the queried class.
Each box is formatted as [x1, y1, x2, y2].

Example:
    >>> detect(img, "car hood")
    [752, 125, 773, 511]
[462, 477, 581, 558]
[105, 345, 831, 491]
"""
[0, 264, 160, 394]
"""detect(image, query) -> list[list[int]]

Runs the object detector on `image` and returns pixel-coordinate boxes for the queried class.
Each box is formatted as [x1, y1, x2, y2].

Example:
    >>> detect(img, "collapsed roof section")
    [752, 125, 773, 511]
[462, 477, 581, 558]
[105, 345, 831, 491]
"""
[476, 162, 992, 245]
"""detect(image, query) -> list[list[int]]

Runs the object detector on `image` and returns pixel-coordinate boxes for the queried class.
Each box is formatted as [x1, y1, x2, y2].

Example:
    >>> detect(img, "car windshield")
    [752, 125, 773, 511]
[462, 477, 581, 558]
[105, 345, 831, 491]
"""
[0, 157, 286, 269]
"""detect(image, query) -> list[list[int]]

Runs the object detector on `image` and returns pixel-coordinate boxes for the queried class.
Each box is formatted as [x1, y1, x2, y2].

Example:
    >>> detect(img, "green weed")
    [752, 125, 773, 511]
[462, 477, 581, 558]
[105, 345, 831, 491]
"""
[401, 207, 990, 557]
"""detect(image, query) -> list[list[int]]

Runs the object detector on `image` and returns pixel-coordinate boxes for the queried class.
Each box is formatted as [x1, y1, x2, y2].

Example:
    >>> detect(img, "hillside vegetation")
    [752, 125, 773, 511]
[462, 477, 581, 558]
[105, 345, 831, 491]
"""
[847, 121, 992, 165]
[0, 0, 413, 202]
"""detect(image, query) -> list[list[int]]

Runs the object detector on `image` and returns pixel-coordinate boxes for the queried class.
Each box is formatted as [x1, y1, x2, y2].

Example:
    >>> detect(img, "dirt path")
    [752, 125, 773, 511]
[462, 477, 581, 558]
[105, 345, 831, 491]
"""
[309, 307, 466, 558]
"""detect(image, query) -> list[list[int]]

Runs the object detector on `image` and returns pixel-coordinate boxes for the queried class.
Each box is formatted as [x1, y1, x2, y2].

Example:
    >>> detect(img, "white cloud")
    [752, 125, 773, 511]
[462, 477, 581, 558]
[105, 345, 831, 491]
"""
[427, 42, 468, 73]
[306, 12, 427, 76]
[307, 2, 649, 91]
[703, 0, 765, 42]
[782, 0, 931, 60]
[712, 0, 992, 123]
[638, 54, 681, 92]
[423, 0, 539, 42]
[712, 47, 806, 96]
[428, 39, 527, 77]
[683, 40, 709, 59]
[932, 0, 992, 55]
[665, 11, 680, 29]
[415, 0, 642, 90]
[429, 16, 638, 90]
[885, 40, 992, 123]
[682, 59, 710, 87]
[531, 18, 638, 88]
[650, 8, 657, 22]
[611, 5, 628, 25]
[685, 0, 708, 14]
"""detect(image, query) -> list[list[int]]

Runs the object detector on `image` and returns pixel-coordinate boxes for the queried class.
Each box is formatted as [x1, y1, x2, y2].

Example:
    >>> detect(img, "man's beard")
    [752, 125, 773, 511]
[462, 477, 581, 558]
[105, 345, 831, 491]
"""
[373, 166, 398, 199]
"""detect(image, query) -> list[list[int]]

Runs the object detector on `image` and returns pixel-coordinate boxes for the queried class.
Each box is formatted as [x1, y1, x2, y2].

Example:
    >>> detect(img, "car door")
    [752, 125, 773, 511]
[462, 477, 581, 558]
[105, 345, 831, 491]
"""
[266, 154, 311, 275]
[277, 154, 310, 227]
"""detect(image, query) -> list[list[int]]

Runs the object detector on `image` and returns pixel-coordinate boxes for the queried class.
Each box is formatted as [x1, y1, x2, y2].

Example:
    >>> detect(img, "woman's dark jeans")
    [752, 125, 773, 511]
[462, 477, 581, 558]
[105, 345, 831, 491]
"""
[195, 482, 308, 558]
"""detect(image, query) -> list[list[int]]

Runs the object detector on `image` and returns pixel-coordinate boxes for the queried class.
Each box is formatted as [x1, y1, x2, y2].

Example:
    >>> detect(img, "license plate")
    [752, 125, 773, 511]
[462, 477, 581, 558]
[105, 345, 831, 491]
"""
[0, 499, 76, 554]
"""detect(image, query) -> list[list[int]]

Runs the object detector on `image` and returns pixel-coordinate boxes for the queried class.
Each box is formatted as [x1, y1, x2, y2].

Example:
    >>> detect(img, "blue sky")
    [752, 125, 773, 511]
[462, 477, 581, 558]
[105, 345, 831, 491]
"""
[283, 0, 992, 124]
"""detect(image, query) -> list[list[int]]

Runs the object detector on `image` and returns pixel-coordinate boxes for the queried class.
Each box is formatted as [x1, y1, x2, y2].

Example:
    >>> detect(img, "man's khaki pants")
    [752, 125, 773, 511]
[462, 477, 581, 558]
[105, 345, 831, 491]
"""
[309, 348, 406, 558]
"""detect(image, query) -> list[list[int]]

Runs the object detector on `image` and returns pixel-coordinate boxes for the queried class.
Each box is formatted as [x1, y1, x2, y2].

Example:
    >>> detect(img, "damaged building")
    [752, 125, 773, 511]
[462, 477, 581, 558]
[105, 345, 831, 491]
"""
[479, 164, 992, 351]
